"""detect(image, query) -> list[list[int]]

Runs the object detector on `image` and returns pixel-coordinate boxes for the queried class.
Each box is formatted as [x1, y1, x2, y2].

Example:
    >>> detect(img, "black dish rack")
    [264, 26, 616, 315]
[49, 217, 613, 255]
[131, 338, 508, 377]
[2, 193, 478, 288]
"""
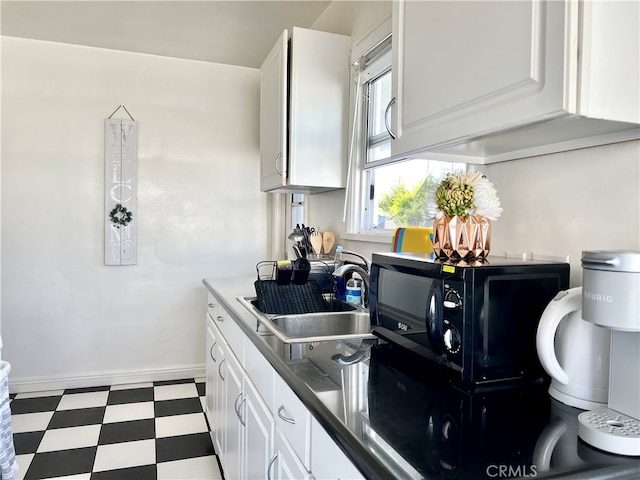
[254, 261, 335, 315]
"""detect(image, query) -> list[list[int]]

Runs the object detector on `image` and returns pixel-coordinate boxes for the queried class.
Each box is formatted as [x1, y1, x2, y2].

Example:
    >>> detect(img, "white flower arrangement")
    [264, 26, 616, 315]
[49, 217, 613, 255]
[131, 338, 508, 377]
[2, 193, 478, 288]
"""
[427, 171, 503, 221]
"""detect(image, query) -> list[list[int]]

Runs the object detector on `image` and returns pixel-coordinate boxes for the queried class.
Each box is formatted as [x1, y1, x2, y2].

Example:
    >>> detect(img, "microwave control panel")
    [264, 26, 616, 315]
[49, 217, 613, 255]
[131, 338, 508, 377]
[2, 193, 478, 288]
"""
[443, 282, 464, 362]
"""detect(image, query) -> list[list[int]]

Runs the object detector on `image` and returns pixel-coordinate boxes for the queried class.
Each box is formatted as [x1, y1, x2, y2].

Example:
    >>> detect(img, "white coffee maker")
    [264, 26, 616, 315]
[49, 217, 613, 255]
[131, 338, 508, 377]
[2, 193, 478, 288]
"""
[578, 250, 640, 456]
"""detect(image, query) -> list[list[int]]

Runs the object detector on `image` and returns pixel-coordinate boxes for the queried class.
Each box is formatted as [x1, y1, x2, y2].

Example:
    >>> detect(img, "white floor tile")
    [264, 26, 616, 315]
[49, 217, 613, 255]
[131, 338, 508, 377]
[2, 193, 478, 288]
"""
[154, 383, 199, 401]
[110, 382, 154, 391]
[41, 474, 92, 479]
[15, 453, 34, 480]
[155, 412, 209, 438]
[11, 412, 54, 433]
[157, 455, 223, 480]
[37, 425, 101, 453]
[13, 390, 65, 400]
[56, 391, 109, 411]
[103, 401, 155, 423]
[93, 439, 156, 472]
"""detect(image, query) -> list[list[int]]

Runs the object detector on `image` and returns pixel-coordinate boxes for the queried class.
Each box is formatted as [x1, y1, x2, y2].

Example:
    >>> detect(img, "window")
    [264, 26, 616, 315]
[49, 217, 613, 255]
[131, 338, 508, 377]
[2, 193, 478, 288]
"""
[290, 194, 304, 229]
[349, 34, 465, 234]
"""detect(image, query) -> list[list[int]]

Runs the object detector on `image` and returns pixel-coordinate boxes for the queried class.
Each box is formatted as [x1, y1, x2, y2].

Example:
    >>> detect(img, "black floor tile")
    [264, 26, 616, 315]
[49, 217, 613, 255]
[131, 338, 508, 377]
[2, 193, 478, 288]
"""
[107, 387, 154, 405]
[48, 406, 106, 429]
[155, 397, 204, 417]
[14, 378, 217, 479]
[98, 419, 155, 445]
[154, 378, 196, 386]
[65, 385, 110, 395]
[91, 464, 157, 480]
[10, 395, 61, 414]
[156, 432, 215, 463]
[13, 431, 45, 455]
[24, 446, 97, 480]
[196, 382, 205, 397]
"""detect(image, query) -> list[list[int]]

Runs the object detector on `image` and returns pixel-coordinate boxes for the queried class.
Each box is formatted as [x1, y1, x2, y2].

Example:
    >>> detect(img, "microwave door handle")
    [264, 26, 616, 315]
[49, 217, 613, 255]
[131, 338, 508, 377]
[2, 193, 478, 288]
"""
[426, 284, 444, 353]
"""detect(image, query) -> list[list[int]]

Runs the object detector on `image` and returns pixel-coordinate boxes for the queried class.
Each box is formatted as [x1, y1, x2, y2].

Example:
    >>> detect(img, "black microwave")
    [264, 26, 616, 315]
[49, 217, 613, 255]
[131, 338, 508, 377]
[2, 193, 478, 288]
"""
[369, 252, 570, 387]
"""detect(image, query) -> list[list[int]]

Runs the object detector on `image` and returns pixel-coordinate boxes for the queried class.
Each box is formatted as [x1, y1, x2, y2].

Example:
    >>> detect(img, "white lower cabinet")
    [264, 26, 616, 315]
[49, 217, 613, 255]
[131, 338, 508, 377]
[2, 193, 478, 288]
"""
[242, 376, 274, 479]
[205, 292, 362, 480]
[220, 344, 243, 480]
[311, 418, 365, 480]
[205, 315, 225, 456]
[273, 429, 311, 480]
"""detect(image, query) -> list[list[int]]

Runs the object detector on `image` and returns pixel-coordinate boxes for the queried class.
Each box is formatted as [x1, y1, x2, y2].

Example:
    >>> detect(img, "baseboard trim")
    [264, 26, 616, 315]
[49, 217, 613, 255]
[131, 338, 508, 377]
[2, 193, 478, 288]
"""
[8, 364, 206, 394]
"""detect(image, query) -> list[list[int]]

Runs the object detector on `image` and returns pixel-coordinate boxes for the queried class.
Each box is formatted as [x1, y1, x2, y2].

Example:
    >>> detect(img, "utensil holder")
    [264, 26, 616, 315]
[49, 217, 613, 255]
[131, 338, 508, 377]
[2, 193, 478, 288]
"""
[292, 258, 311, 284]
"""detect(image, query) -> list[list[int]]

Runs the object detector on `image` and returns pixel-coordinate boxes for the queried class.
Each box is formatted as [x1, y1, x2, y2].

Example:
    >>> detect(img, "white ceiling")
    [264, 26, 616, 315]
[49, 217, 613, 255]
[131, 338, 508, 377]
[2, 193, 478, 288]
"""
[0, 0, 334, 68]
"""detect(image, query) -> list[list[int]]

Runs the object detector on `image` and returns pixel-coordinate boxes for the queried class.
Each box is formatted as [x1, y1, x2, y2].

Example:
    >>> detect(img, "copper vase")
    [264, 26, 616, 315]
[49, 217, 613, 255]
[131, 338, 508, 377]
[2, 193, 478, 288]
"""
[432, 215, 491, 260]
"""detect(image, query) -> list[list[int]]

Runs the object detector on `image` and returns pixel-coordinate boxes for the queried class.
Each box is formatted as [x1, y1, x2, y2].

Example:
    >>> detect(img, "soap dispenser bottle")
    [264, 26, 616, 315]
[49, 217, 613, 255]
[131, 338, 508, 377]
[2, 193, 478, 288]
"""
[345, 273, 363, 306]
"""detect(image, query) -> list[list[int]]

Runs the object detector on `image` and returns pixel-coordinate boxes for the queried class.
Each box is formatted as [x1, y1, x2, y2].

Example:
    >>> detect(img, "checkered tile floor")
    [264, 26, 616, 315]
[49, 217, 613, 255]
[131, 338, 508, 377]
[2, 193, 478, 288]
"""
[9, 378, 223, 480]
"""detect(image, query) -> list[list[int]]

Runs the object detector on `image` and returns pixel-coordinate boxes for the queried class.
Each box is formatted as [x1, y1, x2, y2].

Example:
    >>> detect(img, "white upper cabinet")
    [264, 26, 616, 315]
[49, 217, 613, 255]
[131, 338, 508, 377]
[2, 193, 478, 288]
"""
[260, 27, 351, 193]
[260, 30, 288, 192]
[389, 0, 640, 163]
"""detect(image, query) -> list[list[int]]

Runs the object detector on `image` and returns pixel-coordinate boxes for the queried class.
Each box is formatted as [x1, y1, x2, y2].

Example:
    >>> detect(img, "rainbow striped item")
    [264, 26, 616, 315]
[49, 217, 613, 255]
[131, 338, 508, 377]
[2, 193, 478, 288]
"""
[391, 227, 434, 253]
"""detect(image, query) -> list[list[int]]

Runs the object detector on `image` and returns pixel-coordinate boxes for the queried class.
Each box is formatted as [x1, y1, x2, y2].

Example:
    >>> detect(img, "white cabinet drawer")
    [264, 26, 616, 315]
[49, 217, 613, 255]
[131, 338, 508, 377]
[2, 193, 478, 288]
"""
[211, 302, 245, 365]
[245, 338, 274, 411]
[219, 306, 245, 365]
[207, 293, 218, 319]
[274, 374, 311, 470]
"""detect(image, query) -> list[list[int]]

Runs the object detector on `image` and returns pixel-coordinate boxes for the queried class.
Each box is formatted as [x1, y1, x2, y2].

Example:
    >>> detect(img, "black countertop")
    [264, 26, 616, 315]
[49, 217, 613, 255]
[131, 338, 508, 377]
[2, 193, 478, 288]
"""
[203, 277, 640, 480]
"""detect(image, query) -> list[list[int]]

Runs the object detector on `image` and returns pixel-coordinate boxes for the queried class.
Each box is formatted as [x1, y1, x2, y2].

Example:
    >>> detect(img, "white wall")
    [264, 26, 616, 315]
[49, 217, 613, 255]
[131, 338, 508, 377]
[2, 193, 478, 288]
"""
[1, 37, 268, 392]
[484, 140, 640, 286]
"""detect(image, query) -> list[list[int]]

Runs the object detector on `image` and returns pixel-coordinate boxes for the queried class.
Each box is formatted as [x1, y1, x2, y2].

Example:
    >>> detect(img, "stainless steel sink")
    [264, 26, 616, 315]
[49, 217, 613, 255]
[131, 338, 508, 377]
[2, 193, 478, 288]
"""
[237, 296, 375, 344]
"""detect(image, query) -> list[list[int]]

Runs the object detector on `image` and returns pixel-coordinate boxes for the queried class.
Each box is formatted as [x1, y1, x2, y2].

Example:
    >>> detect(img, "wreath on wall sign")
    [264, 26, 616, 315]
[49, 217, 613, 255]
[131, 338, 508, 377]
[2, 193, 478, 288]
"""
[109, 203, 133, 228]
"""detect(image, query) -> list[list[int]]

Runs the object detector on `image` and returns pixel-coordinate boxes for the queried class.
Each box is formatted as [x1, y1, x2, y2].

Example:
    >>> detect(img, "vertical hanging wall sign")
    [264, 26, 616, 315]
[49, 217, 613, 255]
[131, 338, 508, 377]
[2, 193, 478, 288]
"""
[105, 106, 138, 265]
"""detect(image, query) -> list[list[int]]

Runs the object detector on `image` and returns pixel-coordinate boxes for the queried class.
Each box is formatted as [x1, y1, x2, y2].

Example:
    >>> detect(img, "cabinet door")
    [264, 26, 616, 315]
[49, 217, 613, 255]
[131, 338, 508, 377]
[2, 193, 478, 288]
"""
[260, 29, 288, 191]
[273, 429, 311, 480]
[242, 377, 275, 480]
[390, 0, 567, 157]
[222, 345, 243, 480]
[205, 316, 220, 428]
[287, 27, 349, 190]
[310, 418, 364, 480]
[213, 338, 227, 458]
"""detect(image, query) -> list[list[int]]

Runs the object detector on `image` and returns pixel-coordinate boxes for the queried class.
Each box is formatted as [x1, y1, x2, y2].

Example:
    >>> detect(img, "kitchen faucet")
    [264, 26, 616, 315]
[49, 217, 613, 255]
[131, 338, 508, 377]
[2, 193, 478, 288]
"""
[332, 263, 370, 308]
[339, 249, 371, 272]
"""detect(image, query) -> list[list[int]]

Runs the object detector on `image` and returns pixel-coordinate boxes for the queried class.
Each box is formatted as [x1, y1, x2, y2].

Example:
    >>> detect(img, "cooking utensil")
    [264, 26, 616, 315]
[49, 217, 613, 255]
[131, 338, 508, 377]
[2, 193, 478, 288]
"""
[310, 231, 323, 255]
[288, 230, 304, 242]
[322, 231, 335, 254]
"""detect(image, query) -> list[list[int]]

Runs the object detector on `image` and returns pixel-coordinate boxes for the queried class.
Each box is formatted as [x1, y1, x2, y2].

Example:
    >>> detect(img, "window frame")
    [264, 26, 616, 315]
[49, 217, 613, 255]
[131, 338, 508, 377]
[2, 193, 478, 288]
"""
[342, 25, 394, 241]
[343, 22, 466, 239]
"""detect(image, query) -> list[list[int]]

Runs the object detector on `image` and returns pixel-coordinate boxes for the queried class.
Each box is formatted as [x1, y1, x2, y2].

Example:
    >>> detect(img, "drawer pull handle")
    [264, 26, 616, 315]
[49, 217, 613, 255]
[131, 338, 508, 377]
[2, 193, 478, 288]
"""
[209, 343, 217, 362]
[267, 453, 278, 480]
[216, 315, 224, 322]
[277, 405, 295, 425]
[218, 358, 226, 381]
[235, 394, 247, 427]
[208, 303, 216, 308]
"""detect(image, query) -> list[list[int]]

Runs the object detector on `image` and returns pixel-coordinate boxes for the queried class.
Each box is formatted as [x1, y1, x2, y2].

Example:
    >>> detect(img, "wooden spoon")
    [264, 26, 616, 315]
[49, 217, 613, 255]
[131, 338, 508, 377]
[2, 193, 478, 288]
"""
[310, 231, 323, 255]
[321, 231, 335, 255]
